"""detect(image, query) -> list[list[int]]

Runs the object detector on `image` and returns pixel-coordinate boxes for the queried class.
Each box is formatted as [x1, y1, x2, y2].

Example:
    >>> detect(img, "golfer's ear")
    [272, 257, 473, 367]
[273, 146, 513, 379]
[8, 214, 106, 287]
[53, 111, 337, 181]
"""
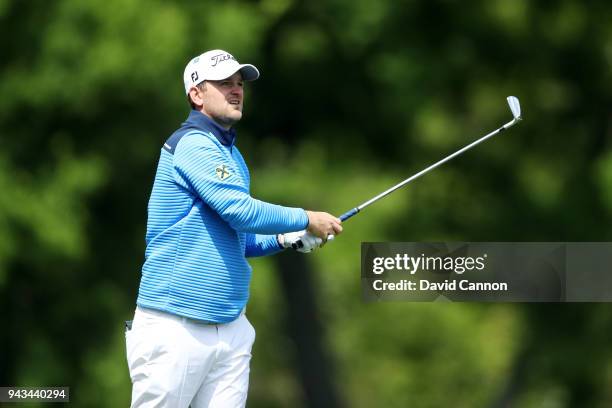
[189, 86, 204, 107]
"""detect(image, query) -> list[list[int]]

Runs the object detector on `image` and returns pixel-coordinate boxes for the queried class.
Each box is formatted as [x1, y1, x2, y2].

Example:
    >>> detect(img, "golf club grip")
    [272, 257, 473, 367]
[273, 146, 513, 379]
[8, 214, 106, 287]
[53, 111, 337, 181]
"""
[339, 208, 359, 221]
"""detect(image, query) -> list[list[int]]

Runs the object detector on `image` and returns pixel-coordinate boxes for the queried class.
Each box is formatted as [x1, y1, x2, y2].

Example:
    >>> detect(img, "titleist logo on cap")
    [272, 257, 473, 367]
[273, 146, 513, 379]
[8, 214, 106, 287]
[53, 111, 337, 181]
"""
[210, 53, 236, 67]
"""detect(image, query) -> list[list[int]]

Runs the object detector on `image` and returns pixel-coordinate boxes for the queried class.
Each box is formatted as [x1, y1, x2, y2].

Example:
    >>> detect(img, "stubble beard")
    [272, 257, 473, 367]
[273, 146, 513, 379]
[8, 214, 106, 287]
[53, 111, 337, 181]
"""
[203, 104, 242, 129]
[216, 109, 242, 128]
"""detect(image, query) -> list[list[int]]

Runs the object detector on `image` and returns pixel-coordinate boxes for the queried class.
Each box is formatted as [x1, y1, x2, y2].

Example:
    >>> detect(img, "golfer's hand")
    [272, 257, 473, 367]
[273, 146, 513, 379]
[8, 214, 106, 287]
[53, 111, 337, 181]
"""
[280, 230, 322, 253]
[305, 211, 343, 242]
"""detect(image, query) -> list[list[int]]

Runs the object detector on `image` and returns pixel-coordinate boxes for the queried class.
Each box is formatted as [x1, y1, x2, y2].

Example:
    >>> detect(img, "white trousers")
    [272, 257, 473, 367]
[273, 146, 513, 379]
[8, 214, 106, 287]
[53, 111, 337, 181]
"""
[125, 306, 255, 408]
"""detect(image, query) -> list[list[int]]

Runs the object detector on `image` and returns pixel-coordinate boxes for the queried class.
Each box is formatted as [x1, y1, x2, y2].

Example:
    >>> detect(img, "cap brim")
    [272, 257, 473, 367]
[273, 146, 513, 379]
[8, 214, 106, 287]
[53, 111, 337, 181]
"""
[237, 64, 259, 81]
[208, 64, 259, 81]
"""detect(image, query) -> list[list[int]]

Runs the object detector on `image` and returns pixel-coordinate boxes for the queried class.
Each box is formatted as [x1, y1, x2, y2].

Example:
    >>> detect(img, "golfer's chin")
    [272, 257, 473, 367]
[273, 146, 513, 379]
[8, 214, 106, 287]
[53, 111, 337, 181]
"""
[224, 108, 242, 123]
[214, 110, 242, 128]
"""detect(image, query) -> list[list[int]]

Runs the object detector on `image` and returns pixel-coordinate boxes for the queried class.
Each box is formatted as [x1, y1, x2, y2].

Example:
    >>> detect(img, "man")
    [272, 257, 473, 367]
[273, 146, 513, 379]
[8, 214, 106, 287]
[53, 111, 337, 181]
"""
[125, 49, 342, 407]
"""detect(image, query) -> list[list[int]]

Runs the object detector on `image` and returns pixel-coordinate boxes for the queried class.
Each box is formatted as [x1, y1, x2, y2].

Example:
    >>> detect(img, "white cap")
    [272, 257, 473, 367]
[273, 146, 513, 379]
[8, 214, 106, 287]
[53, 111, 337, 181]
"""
[183, 49, 260, 94]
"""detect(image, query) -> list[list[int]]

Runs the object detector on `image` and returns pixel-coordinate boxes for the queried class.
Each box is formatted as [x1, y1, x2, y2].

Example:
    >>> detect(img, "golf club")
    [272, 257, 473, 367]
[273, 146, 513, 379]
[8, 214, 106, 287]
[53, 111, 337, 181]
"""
[293, 96, 522, 250]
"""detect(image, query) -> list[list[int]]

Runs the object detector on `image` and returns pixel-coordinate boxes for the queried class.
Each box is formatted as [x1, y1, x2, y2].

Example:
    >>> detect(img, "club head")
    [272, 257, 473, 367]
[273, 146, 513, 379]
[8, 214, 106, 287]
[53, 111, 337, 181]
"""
[507, 96, 522, 121]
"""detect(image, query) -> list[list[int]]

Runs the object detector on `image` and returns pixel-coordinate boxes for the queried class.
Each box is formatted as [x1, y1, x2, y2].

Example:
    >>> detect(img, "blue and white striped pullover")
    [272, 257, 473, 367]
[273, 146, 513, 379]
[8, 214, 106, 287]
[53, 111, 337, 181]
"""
[137, 110, 309, 323]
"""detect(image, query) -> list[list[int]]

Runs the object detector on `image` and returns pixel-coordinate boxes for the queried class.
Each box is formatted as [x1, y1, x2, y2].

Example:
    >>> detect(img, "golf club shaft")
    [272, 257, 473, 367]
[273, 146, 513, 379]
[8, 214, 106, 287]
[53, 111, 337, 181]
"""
[292, 96, 522, 249]
[337, 118, 520, 222]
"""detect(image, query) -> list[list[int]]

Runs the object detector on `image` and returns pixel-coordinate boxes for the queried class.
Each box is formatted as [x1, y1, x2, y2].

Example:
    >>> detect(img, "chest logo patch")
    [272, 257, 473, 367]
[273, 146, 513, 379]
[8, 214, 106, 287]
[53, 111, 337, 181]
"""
[215, 164, 231, 180]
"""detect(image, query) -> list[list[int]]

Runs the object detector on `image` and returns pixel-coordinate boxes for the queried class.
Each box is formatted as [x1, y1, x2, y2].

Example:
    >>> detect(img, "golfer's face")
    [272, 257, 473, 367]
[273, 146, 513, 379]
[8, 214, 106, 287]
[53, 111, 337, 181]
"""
[202, 72, 244, 128]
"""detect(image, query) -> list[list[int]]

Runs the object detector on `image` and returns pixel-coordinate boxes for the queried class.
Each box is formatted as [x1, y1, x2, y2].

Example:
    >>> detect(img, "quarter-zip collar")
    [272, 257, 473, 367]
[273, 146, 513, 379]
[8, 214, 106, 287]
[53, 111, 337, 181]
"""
[183, 109, 237, 147]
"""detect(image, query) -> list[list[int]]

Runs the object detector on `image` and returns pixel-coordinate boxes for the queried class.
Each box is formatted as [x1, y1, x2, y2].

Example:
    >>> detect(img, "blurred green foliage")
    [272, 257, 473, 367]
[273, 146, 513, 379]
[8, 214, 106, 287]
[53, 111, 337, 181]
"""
[1, 0, 611, 406]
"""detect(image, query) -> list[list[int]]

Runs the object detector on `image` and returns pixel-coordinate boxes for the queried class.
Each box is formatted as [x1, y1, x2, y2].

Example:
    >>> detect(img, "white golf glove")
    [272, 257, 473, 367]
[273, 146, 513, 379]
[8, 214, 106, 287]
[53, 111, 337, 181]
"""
[280, 230, 323, 253]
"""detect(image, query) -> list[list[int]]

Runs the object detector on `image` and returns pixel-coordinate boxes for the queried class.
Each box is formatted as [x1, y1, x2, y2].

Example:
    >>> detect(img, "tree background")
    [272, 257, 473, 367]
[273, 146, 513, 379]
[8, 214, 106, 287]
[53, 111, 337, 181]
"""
[1, 0, 611, 406]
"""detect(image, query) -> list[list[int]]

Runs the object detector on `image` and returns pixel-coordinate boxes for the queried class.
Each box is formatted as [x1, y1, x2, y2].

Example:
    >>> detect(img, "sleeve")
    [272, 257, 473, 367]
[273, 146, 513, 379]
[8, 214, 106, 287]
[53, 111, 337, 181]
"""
[245, 233, 284, 258]
[173, 134, 309, 234]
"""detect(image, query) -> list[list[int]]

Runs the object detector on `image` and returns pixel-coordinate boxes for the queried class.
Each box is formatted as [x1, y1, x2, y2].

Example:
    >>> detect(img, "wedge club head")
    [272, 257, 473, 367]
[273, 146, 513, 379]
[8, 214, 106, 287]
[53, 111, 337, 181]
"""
[507, 96, 522, 121]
